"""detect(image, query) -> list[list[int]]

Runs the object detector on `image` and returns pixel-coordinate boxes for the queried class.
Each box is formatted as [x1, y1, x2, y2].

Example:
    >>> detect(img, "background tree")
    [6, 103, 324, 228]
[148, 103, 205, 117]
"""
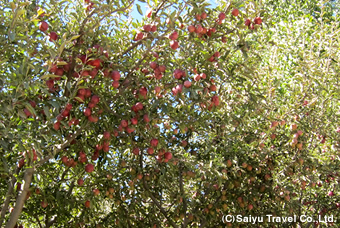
[0, 0, 339, 227]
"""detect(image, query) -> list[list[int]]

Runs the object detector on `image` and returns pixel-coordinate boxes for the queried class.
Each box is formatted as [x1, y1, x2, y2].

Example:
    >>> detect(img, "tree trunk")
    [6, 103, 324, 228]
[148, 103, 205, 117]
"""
[5, 168, 34, 228]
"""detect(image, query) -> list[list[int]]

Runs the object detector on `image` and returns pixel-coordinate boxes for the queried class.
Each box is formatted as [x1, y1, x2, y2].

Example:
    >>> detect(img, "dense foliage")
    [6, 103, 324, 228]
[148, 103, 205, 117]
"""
[0, 0, 339, 227]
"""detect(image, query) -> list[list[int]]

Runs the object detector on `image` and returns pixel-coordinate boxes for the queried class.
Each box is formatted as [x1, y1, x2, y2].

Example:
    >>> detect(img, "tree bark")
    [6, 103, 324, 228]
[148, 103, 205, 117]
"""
[5, 168, 34, 228]
[0, 167, 20, 227]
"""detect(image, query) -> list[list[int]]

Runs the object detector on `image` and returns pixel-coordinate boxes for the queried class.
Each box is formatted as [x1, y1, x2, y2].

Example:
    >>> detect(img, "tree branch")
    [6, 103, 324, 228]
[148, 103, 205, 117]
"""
[0, 167, 20, 227]
[35, 126, 85, 168]
[89, 0, 135, 32]
[46, 173, 76, 227]
[5, 168, 34, 228]
[179, 163, 188, 228]
[139, 151, 179, 228]
[33, 213, 43, 228]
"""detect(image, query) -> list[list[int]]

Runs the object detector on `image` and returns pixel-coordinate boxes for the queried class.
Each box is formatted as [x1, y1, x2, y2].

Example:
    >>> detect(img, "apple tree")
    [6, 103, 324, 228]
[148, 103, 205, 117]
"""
[0, 0, 339, 227]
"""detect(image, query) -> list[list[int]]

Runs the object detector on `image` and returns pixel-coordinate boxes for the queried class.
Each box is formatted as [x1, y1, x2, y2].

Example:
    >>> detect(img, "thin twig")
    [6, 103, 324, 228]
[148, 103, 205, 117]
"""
[36, 126, 86, 168]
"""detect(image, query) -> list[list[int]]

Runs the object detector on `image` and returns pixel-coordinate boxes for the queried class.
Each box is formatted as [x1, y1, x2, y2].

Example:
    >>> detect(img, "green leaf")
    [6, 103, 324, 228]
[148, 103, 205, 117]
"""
[18, 109, 27, 119]
[56, 61, 68, 66]
[43, 106, 51, 120]
[8, 31, 16, 41]
[48, 101, 60, 109]
[136, 4, 143, 16]
[24, 102, 37, 117]
[17, 9, 26, 17]
[41, 74, 62, 80]
[74, 97, 84, 103]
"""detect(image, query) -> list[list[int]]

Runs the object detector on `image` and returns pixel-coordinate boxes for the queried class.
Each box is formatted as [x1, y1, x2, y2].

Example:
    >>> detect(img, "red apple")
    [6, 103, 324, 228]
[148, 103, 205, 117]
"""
[85, 163, 94, 173]
[184, 81, 191, 88]
[169, 31, 178, 40]
[41, 200, 48, 208]
[77, 178, 84, 186]
[146, 9, 152, 18]
[121, 120, 128, 127]
[126, 126, 135, 134]
[61, 156, 68, 164]
[143, 114, 150, 123]
[254, 17, 262, 25]
[143, 24, 151, 32]
[139, 87, 147, 97]
[88, 102, 96, 109]
[84, 108, 91, 116]
[188, 25, 195, 33]
[29, 100, 37, 108]
[88, 59, 101, 69]
[35, 188, 41, 194]
[164, 152, 172, 160]
[150, 61, 157, 69]
[195, 14, 201, 21]
[61, 109, 69, 117]
[85, 89, 91, 98]
[211, 95, 219, 106]
[291, 124, 297, 131]
[170, 41, 179, 50]
[151, 25, 157, 32]
[91, 95, 100, 104]
[53, 121, 60, 130]
[231, 8, 239, 16]
[194, 74, 201, 81]
[147, 148, 154, 155]
[18, 158, 25, 168]
[78, 88, 86, 96]
[173, 69, 184, 79]
[81, 70, 90, 77]
[78, 154, 87, 163]
[213, 51, 220, 57]
[158, 65, 166, 72]
[132, 148, 140, 155]
[154, 86, 161, 94]
[103, 131, 111, 139]
[88, 115, 98, 123]
[218, 12, 226, 20]
[111, 70, 121, 81]
[46, 79, 54, 89]
[65, 103, 72, 110]
[210, 84, 216, 91]
[39, 21, 48, 32]
[131, 117, 138, 125]
[195, 24, 203, 33]
[49, 31, 58, 41]
[150, 138, 158, 147]
[54, 68, 64, 76]
[135, 102, 144, 111]
[23, 108, 32, 117]
[112, 81, 119, 88]
[135, 32, 144, 41]
[89, 69, 98, 78]
[93, 188, 100, 196]
[85, 200, 90, 208]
